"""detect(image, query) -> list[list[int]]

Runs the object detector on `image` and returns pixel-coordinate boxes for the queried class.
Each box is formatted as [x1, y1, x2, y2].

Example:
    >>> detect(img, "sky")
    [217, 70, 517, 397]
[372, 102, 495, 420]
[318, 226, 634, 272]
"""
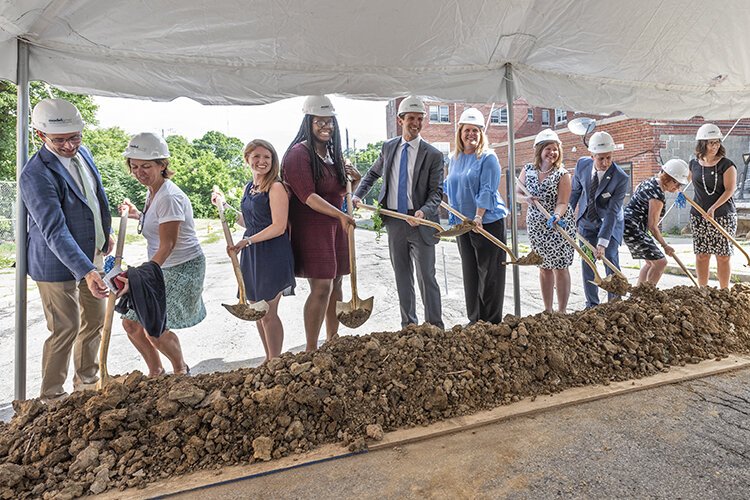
[94, 95, 389, 152]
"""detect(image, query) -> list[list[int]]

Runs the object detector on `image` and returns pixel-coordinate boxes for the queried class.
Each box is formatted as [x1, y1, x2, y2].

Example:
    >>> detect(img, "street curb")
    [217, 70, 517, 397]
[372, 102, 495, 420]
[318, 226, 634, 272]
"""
[664, 264, 750, 283]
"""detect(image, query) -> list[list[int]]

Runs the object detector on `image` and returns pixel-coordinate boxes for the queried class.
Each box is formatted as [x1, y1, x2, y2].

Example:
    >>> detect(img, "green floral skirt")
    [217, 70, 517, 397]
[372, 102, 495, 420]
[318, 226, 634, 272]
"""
[123, 253, 206, 331]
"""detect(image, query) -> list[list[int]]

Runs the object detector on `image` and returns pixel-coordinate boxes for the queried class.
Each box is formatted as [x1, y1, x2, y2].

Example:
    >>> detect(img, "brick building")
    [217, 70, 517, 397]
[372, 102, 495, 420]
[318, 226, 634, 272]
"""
[386, 97, 750, 230]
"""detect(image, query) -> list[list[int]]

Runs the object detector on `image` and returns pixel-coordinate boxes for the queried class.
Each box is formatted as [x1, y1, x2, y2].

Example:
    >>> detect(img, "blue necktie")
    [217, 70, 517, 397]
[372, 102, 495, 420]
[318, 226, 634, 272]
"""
[397, 142, 410, 214]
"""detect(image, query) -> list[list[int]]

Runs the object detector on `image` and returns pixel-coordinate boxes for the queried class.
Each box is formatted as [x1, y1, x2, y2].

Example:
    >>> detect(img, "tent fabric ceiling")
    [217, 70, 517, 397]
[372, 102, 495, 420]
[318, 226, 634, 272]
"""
[1, 0, 749, 119]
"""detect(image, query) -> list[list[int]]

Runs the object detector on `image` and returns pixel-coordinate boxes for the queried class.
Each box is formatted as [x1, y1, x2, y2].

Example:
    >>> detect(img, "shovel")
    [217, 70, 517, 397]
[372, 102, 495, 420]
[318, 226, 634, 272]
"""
[683, 194, 750, 267]
[214, 187, 269, 321]
[357, 203, 473, 237]
[516, 182, 611, 291]
[671, 253, 700, 287]
[97, 208, 129, 390]
[439, 201, 543, 265]
[336, 180, 374, 328]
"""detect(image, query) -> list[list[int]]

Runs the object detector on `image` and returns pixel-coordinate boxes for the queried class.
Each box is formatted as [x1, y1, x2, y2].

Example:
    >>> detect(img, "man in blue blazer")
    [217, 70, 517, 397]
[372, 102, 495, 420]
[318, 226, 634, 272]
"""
[353, 96, 444, 329]
[569, 131, 629, 308]
[20, 98, 113, 401]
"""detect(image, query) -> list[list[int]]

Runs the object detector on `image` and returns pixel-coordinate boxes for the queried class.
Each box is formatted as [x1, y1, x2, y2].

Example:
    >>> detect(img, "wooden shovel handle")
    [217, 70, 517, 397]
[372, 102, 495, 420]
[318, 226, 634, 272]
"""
[357, 203, 445, 232]
[671, 253, 700, 287]
[439, 201, 517, 258]
[516, 181, 603, 281]
[575, 234, 627, 279]
[345, 180, 360, 306]
[684, 195, 750, 265]
[214, 187, 249, 304]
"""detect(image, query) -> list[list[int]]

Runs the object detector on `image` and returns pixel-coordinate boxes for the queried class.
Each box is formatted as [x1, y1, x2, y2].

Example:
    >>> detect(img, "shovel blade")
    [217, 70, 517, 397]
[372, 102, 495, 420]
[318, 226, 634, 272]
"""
[336, 296, 374, 328]
[437, 221, 475, 237]
[222, 300, 269, 321]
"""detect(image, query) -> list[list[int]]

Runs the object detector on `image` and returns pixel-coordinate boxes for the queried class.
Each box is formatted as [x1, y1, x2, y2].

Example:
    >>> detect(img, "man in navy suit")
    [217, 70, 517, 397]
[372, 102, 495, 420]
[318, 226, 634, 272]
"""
[352, 96, 444, 329]
[20, 98, 113, 401]
[569, 131, 629, 308]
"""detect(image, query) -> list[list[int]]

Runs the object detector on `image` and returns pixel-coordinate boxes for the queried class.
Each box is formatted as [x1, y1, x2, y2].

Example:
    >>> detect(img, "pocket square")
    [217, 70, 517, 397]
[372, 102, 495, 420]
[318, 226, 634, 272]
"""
[602, 192, 611, 199]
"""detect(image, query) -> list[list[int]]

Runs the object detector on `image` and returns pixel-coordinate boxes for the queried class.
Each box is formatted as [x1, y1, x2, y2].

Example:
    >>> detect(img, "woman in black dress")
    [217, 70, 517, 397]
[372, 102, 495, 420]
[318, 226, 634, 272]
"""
[212, 139, 295, 360]
[623, 159, 688, 286]
[689, 123, 737, 288]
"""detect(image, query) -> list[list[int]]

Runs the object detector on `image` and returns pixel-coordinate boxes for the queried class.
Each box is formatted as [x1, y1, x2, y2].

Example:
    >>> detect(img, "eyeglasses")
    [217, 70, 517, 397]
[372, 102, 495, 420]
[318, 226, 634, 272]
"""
[44, 134, 82, 146]
[312, 118, 334, 128]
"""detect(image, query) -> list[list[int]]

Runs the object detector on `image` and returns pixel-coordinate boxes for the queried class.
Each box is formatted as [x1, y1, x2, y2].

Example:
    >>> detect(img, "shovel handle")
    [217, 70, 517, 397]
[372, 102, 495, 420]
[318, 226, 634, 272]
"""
[98, 207, 130, 390]
[439, 201, 518, 259]
[516, 181, 603, 282]
[214, 188, 249, 304]
[684, 195, 750, 266]
[358, 203, 445, 232]
[345, 180, 360, 307]
[575, 234, 627, 279]
[671, 253, 700, 287]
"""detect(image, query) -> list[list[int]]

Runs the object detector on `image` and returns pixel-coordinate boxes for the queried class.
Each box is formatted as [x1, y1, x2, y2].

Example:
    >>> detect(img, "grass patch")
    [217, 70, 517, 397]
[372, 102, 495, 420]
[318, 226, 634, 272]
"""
[202, 232, 223, 245]
[0, 242, 14, 269]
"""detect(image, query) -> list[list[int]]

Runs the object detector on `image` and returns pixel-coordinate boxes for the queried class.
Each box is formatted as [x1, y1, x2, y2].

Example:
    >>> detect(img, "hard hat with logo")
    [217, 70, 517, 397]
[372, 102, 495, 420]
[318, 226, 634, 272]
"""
[661, 159, 690, 185]
[458, 108, 485, 128]
[397, 96, 426, 116]
[31, 98, 85, 134]
[696, 123, 722, 141]
[533, 128, 561, 147]
[587, 131, 616, 154]
[123, 132, 171, 160]
[302, 95, 336, 117]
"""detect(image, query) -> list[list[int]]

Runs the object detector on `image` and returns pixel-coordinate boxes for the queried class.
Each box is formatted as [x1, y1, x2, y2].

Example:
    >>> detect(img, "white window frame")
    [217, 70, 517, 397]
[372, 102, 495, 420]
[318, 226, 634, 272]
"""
[541, 109, 550, 126]
[527, 108, 534, 122]
[555, 108, 567, 125]
[490, 108, 508, 125]
[429, 105, 450, 124]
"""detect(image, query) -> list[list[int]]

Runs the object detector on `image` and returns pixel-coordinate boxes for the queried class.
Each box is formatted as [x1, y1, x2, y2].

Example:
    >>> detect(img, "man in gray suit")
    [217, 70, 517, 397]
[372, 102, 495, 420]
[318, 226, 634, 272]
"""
[353, 96, 444, 329]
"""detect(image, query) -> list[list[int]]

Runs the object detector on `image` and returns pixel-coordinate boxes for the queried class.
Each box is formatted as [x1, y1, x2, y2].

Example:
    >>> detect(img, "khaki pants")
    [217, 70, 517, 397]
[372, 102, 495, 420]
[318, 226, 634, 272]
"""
[36, 277, 105, 399]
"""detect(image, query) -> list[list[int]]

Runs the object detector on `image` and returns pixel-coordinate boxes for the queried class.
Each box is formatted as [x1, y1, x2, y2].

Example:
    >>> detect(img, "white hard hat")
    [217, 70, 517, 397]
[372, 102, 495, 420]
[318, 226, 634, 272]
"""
[458, 108, 484, 128]
[31, 98, 84, 134]
[588, 131, 616, 154]
[123, 132, 171, 160]
[661, 159, 690, 185]
[534, 129, 561, 147]
[302, 95, 336, 117]
[397, 96, 426, 116]
[696, 123, 722, 141]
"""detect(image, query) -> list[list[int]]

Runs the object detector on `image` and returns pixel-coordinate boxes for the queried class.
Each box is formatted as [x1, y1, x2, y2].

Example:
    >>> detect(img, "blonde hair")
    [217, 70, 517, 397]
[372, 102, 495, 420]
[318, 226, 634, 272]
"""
[453, 124, 486, 159]
[533, 141, 563, 170]
[244, 139, 280, 193]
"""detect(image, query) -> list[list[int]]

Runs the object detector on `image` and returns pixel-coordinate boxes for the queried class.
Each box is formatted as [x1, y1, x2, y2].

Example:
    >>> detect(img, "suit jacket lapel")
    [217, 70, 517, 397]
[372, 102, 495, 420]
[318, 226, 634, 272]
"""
[596, 165, 615, 196]
[40, 147, 88, 204]
[411, 140, 427, 197]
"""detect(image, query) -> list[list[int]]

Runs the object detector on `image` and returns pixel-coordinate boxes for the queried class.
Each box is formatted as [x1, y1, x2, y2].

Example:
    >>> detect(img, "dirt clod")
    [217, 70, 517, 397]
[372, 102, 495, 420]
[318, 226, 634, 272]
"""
[2, 283, 750, 498]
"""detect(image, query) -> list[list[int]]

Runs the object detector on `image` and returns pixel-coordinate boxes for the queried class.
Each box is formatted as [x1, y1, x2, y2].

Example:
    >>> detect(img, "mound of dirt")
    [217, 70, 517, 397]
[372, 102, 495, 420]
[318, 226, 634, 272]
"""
[2, 284, 750, 498]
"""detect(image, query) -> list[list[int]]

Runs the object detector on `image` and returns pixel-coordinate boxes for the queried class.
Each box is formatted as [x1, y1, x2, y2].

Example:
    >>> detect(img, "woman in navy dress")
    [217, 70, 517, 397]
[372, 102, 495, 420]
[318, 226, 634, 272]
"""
[213, 139, 295, 360]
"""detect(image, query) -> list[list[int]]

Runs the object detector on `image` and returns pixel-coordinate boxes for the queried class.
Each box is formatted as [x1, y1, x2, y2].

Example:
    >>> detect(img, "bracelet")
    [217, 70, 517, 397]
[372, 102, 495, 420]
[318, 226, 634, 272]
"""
[474, 214, 482, 220]
[243, 236, 253, 246]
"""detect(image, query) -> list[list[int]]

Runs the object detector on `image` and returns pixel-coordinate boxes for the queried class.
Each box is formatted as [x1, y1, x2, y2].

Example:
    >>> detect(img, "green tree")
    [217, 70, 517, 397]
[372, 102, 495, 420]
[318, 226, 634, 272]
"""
[0, 81, 97, 180]
[349, 141, 385, 203]
[193, 131, 244, 168]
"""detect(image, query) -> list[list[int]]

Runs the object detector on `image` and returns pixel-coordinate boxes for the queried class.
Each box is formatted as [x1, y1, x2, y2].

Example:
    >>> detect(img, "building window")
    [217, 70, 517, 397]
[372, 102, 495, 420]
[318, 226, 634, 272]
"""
[541, 109, 550, 126]
[429, 105, 450, 123]
[618, 162, 634, 196]
[555, 108, 567, 125]
[527, 108, 534, 122]
[490, 108, 508, 125]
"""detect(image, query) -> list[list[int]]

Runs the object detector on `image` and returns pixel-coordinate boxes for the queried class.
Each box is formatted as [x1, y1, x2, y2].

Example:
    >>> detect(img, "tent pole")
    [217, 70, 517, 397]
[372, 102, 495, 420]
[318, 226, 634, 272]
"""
[15, 40, 30, 401]
[505, 64, 521, 317]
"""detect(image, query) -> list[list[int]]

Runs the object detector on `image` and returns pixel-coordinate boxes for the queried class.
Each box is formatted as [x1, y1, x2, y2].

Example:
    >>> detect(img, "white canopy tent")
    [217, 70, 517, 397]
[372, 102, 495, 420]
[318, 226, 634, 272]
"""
[3, 0, 750, 399]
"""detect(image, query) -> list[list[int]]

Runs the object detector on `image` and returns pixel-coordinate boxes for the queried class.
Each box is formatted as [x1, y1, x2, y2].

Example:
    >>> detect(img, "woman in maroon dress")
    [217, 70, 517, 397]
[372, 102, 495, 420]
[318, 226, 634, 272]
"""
[282, 95, 359, 351]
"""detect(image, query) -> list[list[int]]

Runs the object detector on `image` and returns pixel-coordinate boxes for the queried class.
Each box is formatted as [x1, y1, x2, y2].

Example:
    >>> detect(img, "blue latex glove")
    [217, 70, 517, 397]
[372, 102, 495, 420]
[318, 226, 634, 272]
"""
[103, 255, 116, 274]
[546, 214, 568, 229]
[675, 192, 687, 209]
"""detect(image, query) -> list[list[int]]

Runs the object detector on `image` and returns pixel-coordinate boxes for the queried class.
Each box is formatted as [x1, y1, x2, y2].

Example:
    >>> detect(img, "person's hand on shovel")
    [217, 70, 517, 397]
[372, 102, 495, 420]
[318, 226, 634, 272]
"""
[119, 199, 140, 220]
[595, 245, 606, 260]
[406, 210, 426, 227]
[211, 188, 225, 208]
[85, 270, 109, 299]
[114, 274, 130, 298]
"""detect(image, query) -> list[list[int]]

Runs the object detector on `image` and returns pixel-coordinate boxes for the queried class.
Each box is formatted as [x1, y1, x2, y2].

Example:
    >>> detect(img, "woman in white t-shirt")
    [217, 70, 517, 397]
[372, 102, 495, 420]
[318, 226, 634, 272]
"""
[118, 132, 206, 376]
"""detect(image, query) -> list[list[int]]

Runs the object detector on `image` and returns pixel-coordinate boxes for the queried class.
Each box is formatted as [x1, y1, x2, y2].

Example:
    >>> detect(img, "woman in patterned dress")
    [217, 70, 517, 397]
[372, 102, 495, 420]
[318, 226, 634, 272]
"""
[118, 132, 205, 376]
[517, 129, 575, 313]
[690, 123, 737, 288]
[282, 96, 359, 351]
[211, 139, 296, 361]
[623, 159, 688, 286]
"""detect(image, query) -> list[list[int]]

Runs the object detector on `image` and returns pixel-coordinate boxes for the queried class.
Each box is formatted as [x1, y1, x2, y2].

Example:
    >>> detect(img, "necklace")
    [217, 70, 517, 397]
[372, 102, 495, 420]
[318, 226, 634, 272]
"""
[539, 165, 555, 174]
[701, 159, 719, 196]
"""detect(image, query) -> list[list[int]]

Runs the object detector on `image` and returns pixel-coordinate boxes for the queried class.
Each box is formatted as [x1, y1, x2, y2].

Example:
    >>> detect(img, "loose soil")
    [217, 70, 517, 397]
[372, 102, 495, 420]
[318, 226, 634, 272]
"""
[2, 284, 750, 499]
[514, 250, 544, 266]
[599, 273, 632, 296]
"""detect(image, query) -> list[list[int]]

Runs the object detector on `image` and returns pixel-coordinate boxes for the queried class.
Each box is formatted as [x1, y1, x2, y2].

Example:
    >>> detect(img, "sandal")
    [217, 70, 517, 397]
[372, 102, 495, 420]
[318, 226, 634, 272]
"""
[148, 367, 166, 378]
